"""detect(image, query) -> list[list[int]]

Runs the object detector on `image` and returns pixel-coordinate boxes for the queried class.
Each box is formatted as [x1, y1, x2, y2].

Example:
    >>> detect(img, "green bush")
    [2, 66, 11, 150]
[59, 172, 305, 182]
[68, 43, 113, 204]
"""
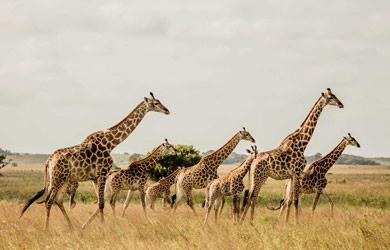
[148, 144, 202, 181]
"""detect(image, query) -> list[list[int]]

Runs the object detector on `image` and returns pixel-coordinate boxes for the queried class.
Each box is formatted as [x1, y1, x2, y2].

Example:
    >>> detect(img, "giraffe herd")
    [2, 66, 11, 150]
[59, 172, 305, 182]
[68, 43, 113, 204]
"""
[20, 88, 360, 230]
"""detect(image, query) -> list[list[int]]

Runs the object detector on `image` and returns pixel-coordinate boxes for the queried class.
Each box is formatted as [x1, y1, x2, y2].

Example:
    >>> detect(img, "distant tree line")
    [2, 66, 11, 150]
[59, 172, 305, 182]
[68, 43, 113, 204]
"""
[305, 153, 379, 165]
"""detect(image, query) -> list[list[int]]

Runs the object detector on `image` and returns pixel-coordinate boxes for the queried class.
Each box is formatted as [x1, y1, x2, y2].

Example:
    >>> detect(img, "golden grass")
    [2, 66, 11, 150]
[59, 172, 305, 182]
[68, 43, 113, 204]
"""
[1, 164, 390, 249]
[1, 201, 389, 250]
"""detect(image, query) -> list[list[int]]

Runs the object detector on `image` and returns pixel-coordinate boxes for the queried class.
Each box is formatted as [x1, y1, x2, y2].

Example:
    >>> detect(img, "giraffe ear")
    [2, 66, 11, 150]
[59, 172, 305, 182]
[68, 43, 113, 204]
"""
[321, 92, 325, 97]
[343, 136, 347, 140]
[246, 149, 251, 154]
[144, 97, 150, 103]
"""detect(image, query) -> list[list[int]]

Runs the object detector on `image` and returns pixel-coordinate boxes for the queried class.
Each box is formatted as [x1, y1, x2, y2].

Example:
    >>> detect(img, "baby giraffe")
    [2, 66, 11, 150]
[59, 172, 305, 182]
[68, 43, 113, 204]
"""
[203, 146, 258, 224]
[145, 167, 183, 210]
[271, 133, 360, 217]
[104, 139, 176, 217]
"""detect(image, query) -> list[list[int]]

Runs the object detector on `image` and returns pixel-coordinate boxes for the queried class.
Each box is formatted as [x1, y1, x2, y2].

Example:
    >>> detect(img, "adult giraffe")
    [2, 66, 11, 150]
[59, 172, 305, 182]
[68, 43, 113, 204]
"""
[171, 128, 255, 213]
[240, 88, 344, 224]
[20, 93, 170, 230]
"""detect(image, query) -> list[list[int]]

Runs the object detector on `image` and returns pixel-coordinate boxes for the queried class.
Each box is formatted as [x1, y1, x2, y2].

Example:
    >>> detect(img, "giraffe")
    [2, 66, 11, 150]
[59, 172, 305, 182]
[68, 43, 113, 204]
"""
[270, 133, 360, 217]
[145, 166, 184, 210]
[171, 127, 256, 213]
[104, 139, 177, 217]
[203, 146, 258, 224]
[240, 88, 344, 225]
[20, 93, 170, 230]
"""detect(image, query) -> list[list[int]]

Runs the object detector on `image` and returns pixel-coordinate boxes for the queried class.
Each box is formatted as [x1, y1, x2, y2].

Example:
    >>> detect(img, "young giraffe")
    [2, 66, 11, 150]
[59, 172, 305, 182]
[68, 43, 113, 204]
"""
[203, 146, 258, 224]
[145, 166, 184, 210]
[271, 133, 360, 217]
[171, 128, 256, 213]
[240, 88, 344, 225]
[105, 139, 177, 217]
[20, 93, 170, 230]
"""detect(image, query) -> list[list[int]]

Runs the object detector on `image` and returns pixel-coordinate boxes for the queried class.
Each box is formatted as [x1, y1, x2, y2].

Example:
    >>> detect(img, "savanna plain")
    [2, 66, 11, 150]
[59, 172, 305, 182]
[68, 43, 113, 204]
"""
[1, 159, 390, 250]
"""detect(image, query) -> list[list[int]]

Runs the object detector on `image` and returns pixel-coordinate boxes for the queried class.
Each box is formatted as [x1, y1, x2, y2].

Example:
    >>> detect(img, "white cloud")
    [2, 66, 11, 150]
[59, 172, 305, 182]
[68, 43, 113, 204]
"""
[0, 0, 389, 157]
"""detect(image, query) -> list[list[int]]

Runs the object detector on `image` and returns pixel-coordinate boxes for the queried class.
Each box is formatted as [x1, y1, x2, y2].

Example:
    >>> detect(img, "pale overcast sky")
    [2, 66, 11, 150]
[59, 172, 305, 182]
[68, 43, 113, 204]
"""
[0, 0, 389, 157]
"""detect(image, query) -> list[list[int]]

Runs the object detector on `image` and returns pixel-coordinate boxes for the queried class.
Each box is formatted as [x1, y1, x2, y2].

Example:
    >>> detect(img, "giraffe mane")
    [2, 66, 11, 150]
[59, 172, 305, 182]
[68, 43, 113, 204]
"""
[127, 144, 162, 169]
[299, 96, 322, 128]
[201, 132, 239, 162]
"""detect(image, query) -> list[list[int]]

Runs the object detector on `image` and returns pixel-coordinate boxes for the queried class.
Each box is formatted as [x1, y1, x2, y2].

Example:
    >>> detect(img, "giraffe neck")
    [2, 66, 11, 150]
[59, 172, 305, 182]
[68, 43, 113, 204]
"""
[296, 97, 326, 151]
[131, 145, 164, 172]
[104, 101, 148, 151]
[201, 133, 241, 169]
[232, 156, 254, 180]
[319, 139, 348, 173]
[160, 169, 181, 185]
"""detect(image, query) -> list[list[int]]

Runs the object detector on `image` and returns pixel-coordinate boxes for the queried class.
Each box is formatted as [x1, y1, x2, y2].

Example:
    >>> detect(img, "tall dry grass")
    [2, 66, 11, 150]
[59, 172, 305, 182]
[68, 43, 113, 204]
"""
[1, 201, 389, 250]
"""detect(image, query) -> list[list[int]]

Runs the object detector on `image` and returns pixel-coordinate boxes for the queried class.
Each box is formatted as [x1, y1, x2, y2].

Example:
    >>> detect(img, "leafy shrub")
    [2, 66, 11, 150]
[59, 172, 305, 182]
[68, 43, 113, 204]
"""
[148, 145, 202, 181]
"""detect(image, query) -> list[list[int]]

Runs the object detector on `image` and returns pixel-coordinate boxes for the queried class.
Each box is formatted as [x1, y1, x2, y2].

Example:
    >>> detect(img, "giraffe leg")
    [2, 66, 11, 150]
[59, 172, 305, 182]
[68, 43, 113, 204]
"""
[232, 195, 239, 222]
[110, 189, 120, 217]
[163, 193, 171, 209]
[203, 192, 217, 225]
[66, 181, 78, 210]
[184, 187, 196, 215]
[298, 193, 302, 214]
[219, 196, 225, 217]
[97, 175, 107, 223]
[44, 181, 64, 230]
[311, 190, 322, 216]
[173, 183, 183, 212]
[55, 183, 73, 229]
[279, 181, 292, 219]
[139, 188, 147, 216]
[122, 190, 133, 216]
[321, 190, 334, 217]
[214, 198, 222, 223]
[286, 176, 300, 224]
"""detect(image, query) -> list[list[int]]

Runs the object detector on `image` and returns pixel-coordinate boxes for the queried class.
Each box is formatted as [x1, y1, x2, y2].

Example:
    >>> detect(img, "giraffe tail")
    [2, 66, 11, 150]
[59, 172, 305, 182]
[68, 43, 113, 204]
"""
[266, 199, 285, 211]
[20, 162, 49, 217]
[242, 189, 250, 211]
[170, 175, 179, 208]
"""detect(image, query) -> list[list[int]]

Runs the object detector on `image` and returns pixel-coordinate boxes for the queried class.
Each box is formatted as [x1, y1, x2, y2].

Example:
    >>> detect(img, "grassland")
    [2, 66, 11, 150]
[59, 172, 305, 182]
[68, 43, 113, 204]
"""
[1, 163, 390, 249]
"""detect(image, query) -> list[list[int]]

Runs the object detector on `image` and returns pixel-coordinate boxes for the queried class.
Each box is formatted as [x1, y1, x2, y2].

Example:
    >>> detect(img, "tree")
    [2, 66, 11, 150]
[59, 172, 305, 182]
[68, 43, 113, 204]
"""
[148, 144, 202, 181]
[0, 153, 12, 176]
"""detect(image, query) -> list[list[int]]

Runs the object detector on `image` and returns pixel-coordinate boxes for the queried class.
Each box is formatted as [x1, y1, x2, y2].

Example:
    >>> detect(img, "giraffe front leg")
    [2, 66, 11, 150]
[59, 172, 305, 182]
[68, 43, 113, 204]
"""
[286, 175, 300, 224]
[110, 189, 120, 217]
[214, 198, 222, 223]
[122, 190, 133, 216]
[139, 188, 147, 216]
[45, 183, 63, 230]
[311, 189, 322, 216]
[321, 189, 334, 217]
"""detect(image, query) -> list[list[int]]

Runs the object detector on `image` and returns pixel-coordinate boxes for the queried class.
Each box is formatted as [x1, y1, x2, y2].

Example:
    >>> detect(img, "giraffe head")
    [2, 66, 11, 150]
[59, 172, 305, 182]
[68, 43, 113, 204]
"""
[344, 133, 360, 148]
[239, 127, 256, 143]
[162, 138, 177, 154]
[246, 145, 258, 159]
[144, 92, 170, 114]
[321, 88, 344, 108]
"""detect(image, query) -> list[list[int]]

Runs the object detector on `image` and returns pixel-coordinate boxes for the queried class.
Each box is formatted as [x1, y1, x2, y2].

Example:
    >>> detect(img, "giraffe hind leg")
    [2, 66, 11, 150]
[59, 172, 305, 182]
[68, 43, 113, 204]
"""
[321, 190, 334, 217]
